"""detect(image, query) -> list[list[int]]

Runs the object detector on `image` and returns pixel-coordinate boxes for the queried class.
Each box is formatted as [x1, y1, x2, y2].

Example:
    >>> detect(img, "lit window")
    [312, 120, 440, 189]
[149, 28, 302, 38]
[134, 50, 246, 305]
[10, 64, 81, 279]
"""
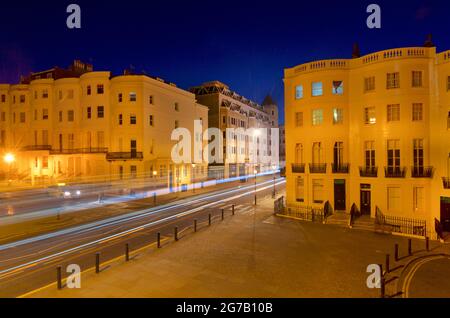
[295, 112, 303, 127]
[412, 103, 423, 121]
[312, 82, 323, 97]
[312, 109, 323, 126]
[295, 85, 303, 99]
[130, 114, 137, 125]
[129, 92, 137, 102]
[387, 104, 400, 122]
[42, 156, 49, 169]
[333, 108, 343, 124]
[332, 81, 344, 95]
[387, 72, 400, 89]
[364, 77, 375, 92]
[412, 71, 423, 88]
[312, 179, 324, 204]
[364, 107, 376, 125]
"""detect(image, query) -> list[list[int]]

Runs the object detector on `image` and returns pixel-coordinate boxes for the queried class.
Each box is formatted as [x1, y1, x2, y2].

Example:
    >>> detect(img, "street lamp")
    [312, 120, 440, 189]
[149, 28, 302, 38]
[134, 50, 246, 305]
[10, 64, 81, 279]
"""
[192, 163, 196, 193]
[254, 168, 258, 205]
[3, 153, 15, 185]
[152, 170, 158, 205]
[272, 165, 277, 199]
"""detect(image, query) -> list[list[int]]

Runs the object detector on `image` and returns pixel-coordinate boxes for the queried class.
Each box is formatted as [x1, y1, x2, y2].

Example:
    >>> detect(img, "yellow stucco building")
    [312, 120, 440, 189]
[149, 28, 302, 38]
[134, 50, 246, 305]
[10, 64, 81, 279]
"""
[284, 44, 450, 237]
[0, 60, 209, 189]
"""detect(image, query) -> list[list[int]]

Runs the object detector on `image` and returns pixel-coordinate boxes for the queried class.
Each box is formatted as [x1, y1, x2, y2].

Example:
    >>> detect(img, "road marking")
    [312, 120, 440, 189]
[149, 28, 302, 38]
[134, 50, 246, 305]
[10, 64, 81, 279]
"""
[0, 180, 286, 279]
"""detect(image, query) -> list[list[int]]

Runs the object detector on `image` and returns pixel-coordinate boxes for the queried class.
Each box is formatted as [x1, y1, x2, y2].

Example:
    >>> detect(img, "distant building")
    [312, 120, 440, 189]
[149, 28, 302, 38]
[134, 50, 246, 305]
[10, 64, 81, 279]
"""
[279, 125, 286, 168]
[284, 43, 450, 237]
[190, 81, 279, 178]
[0, 60, 209, 188]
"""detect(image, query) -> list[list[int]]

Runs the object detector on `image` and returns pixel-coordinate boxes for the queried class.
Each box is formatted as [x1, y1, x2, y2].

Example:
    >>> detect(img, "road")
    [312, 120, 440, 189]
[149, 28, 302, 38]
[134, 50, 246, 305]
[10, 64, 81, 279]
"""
[0, 176, 285, 298]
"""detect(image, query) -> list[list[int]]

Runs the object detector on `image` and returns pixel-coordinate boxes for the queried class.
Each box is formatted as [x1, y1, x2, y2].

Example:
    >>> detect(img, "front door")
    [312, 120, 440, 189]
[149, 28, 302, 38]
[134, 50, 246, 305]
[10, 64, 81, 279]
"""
[441, 197, 450, 232]
[334, 179, 346, 211]
[360, 190, 371, 215]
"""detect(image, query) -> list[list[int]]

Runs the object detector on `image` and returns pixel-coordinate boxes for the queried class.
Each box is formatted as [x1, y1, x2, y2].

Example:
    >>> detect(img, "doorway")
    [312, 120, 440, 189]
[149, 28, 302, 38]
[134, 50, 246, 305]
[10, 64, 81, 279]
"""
[441, 197, 450, 232]
[334, 179, 346, 211]
[360, 187, 371, 215]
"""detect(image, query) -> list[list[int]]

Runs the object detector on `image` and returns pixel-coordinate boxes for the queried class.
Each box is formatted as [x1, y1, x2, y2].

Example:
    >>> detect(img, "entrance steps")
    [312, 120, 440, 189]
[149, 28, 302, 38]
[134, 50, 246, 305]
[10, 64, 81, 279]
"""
[352, 215, 375, 231]
[326, 212, 349, 227]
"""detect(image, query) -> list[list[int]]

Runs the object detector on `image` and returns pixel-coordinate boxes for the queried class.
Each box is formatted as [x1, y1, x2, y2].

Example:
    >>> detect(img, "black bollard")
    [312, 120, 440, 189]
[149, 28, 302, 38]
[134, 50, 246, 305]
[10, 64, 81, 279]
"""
[232, 205, 235, 216]
[385, 254, 390, 274]
[57, 266, 63, 290]
[125, 243, 130, 262]
[153, 193, 156, 205]
[408, 239, 412, 256]
[95, 253, 100, 274]
[394, 244, 399, 261]
[209, 214, 212, 226]
[221, 209, 224, 221]
[194, 219, 197, 233]
[174, 227, 178, 241]
[157, 232, 161, 248]
[426, 237, 430, 252]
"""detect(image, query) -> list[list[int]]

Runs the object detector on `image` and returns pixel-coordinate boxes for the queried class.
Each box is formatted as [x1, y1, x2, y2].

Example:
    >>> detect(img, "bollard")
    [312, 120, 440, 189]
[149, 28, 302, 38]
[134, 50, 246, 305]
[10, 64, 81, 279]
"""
[426, 237, 430, 252]
[394, 244, 399, 261]
[95, 253, 100, 274]
[209, 214, 212, 226]
[380, 276, 386, 298]
[408, 239, 412, 256]
[153, 193, 156, 205]
[385, 254, 390, 274]
[125, 243, 130, 262]
[232, 205, 235, 216]
[221, 209, 224, 221]
[57, 266, 63, 290]
[157, 232, 161, 248]
[174, 227, 178, 241]
[194, 219, 197, 233]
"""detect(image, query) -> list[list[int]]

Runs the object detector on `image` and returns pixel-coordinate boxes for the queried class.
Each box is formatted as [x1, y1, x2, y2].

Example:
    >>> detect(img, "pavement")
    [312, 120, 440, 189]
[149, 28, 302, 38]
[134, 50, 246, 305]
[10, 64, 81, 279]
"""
[27, 192, 424, 298]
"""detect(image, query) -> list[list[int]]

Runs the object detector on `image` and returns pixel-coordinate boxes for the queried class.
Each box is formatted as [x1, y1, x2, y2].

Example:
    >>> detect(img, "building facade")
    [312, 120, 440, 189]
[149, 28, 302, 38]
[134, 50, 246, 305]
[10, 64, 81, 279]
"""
[284, 45, 450, 235]
[0, 61, 209, 188]
[190, 81, 279, 178]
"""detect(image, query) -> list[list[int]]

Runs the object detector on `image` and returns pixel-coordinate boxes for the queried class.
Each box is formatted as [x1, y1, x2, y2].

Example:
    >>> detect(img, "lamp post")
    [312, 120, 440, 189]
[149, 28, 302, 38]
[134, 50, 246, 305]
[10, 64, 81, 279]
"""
[152, 170, 157, 204]
[254, 168, 258, 205]
[3, 153, 15, 186]
[191, 163, 196, 193]
[272, 165, 277, 199]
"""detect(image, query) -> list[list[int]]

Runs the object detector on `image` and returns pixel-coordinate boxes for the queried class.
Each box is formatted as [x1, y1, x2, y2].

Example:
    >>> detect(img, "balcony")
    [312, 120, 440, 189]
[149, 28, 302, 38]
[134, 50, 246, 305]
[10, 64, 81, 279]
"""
[384, 167, 407, 178]
[443, 178, 450, 189]
[291, 163, 305, 173]
[309, 163, 327, 174]
[21, 145, 52, 151]
[106, 152, 144, 161]
[332, 163, 350, 174]
[51, 148, 108, 155]
[411, 166, 434, 178]
[359, 166, 378, 178]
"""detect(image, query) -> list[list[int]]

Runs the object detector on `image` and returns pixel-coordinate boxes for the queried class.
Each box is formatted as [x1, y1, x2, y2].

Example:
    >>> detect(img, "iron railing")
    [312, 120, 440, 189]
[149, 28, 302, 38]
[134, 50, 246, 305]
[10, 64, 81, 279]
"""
[309, 163, 327, 174]
[331, 163, 350, 174]
[51, 148, 109, 155]
[291, 163, 305, 173]
[411, 166, 434, 178]
[282, 205, 325, 223]
[21, 145, 52, 151]
[375, 207, 427, 237]
[359, 166, 378, 178]
[106, 152, 144, 161]
[384, 167, 407, 178]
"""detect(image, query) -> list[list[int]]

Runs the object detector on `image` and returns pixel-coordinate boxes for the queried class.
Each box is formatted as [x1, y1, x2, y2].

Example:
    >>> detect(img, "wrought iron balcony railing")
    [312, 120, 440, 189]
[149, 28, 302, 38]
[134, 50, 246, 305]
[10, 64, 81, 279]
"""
[51, 148, 109, 155]
[411, 166, 434, 178]
[384, 167, 407, 178]
[359, 166, 378, 178]
[21, 145, 52, 151]
[309, 163, 327, 174]
[443, 178, 450, 189]
[331, 163, 350, 174]
[291, 163, 305, 173]
[106, 152, 144, 161]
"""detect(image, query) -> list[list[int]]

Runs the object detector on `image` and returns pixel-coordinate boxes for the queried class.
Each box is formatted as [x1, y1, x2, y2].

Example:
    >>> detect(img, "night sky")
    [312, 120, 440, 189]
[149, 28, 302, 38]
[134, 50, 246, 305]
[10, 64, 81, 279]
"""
[0, 0, 448, 124]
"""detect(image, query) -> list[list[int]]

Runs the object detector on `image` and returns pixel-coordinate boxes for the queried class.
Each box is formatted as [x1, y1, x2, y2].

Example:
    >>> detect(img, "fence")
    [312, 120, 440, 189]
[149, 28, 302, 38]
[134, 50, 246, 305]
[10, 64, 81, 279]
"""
[375, 207, 427, 237]
[281, 204, 325, 223]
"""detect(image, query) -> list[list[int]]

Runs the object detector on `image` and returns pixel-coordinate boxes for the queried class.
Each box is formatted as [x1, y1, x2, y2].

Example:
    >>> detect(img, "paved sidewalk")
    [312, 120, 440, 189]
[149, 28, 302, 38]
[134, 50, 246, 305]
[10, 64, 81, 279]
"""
[27, 193, 417, 298]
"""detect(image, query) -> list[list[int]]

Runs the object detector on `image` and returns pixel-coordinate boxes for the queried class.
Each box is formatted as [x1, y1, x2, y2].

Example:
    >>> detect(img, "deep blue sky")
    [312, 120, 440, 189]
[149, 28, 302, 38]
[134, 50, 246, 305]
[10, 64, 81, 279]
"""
[0, 0, 449, 124]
